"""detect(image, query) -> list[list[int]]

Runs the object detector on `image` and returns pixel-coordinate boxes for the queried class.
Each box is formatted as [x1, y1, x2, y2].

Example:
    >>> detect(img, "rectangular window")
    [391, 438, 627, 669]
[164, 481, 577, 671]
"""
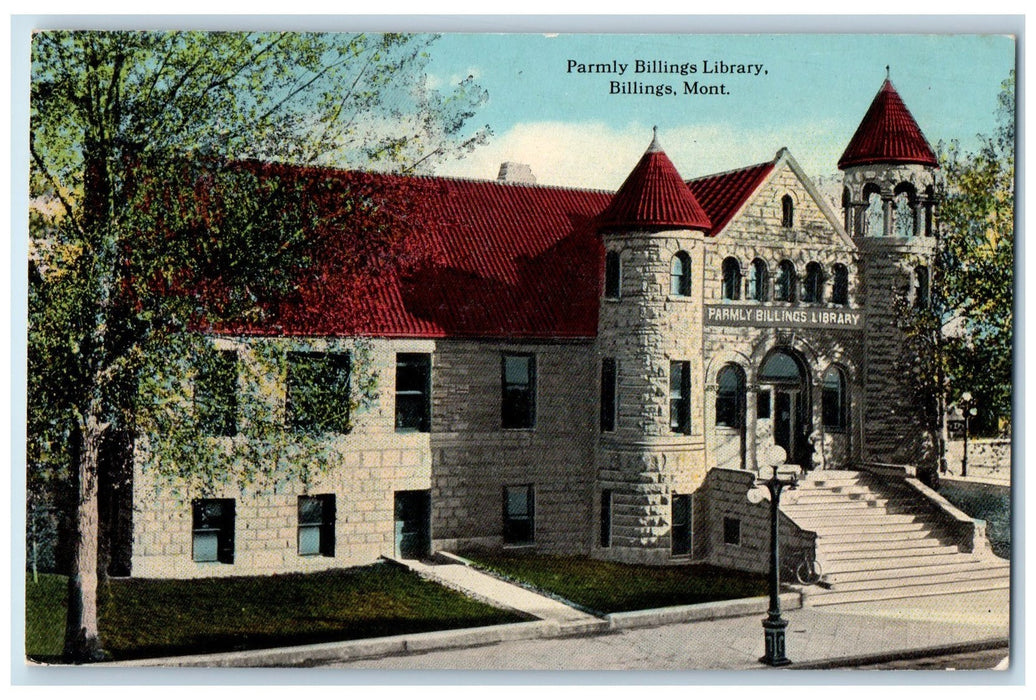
[600, 489, 613, 548]
[395, 353, 431, 433]
[600, 358, 617, 432]
[757, 390, 771, 420]
[298, 495, 336, 557]
[502, 354, 536, 429]
[503, 484, 535, 545]
[672, 494, 693, 556]
[723, 516, 741, 546]
[286, 352, 351, 433]
[192, 499, 235, 564]
[669, 361, 691, 434]
[195, 350, 238, 436]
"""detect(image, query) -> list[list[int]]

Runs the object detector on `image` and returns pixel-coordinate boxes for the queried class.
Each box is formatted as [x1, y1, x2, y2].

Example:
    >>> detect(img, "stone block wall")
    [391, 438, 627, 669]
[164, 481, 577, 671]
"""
[131, 337, 435, 578]
[855, 236, 937, 466]
[595, 227, 709, 563]
[695, 467, 816, 575]
[429, 338, 597, 555]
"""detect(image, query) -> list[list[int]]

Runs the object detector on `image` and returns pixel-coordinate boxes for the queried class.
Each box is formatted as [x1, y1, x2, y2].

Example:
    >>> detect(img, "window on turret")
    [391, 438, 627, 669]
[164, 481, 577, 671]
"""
[748, 259, 768, 301]
[721, 257, 742, 301]
[893, 183, 918, 237]
[775, 261, 797, 302]
[715, 365, 746, 429]
[670, 252, 691, 297]
[781, 194, 794, 228]
[803, 262, 824, 304]
[822, 366, 849, 431]
[914, 265, 930, 308]
[832, 264, 849, 306]
[669, 361, 691, 435]
[842, 187, 851, 233]
[864, 184, 884, 236]
[600, 358, 617, 432]
[604, 251, 621, 299]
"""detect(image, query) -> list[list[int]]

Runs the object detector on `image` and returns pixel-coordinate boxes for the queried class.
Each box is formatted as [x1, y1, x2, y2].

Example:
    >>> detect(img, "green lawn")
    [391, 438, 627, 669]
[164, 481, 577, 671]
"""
[25, 563, 527, 662]
[463, 553, 767, 615]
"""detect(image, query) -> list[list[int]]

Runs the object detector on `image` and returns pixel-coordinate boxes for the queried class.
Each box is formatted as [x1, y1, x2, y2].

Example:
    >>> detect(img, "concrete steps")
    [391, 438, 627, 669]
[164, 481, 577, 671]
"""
[781, 469, 1010, 607]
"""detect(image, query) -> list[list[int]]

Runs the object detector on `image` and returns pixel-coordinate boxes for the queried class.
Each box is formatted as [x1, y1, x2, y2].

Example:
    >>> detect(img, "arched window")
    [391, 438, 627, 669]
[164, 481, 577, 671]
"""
[821, 366, 849, 430]
[759, 350, 804, 384]
[803, 262, 824, 304]
[604, 251, 621, 299]
[831, 264, 849, 306]
[781, 194, 794, 228]
[748, 259, 768, 302]
[721, 257, 742, 301]
[670, 252, 691, 297]
[775, 261, 797, 302]
[715, 365, 746, 429]
[914, 265, 930, 308]
[893, 183, 918, 238]
[924, 185, 935, 236]
[863, 183, 883, 237]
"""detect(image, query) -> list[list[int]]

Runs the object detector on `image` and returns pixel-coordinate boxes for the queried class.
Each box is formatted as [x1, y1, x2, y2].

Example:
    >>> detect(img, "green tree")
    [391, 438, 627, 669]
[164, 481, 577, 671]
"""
[28, 30, 488, 662]
[937, 71, 1014, 434]
[897, 71, 1014, 472]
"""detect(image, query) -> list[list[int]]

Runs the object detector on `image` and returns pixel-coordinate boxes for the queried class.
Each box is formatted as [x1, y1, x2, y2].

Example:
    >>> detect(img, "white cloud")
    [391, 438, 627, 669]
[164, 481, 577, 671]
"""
[435, 119, 849, 190]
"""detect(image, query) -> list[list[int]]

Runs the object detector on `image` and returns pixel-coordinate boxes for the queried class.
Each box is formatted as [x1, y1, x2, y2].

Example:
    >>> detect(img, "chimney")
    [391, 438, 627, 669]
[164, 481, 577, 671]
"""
[497, 162, 537, 185]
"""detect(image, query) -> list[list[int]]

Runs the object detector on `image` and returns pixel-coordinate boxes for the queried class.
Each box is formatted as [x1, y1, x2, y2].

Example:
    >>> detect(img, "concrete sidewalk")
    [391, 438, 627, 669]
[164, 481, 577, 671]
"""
[325, 589, 1010, 671]
[394, 555, 601, 632]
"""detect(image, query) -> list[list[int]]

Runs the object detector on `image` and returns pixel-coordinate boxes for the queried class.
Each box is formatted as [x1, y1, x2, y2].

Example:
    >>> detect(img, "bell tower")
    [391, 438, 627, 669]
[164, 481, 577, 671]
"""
[594, 128, 712, 563]
[839, 71, 941, 468]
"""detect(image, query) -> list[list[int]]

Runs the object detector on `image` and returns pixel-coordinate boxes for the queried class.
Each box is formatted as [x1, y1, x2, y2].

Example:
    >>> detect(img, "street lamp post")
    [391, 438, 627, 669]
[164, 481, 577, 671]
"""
[747, 446, 801, 667]
[959, 392, 978, 478]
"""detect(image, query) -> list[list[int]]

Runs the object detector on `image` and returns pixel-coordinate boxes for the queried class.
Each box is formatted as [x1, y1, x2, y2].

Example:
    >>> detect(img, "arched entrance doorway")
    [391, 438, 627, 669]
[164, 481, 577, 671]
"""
[758, 349, 812, 469]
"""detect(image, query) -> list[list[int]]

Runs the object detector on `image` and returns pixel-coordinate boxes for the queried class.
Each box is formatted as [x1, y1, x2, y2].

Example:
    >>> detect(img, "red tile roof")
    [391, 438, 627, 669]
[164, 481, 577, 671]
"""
[686, 160, 776, 236]
[597, 133, 711, 232]
[225, 167, 611, 340]
[838, 79, 938, 169]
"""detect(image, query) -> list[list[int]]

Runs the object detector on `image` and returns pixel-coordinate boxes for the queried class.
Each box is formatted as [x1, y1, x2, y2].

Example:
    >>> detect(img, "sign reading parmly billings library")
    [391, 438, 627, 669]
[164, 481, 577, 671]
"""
[704, 304, 865, 330]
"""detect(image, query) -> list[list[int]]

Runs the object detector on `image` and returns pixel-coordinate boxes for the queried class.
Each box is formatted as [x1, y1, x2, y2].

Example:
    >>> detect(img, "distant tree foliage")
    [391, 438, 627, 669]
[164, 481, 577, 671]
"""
[897, 71, 1014, 464]
[28, 31, 488, 662]
[937, 71, 1014, 434]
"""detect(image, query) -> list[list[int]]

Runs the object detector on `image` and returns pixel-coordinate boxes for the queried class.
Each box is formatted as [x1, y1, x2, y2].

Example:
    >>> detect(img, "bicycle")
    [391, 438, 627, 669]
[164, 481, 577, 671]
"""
[783, 547, 825, 586]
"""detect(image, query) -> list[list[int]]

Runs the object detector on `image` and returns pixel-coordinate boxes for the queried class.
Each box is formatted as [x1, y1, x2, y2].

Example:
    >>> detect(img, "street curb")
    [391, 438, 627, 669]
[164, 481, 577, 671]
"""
[781, 636, 1009, 670]
[607, 592, 802, 630]
[103, 619, 560, 668]
[95, 592, 801, 667]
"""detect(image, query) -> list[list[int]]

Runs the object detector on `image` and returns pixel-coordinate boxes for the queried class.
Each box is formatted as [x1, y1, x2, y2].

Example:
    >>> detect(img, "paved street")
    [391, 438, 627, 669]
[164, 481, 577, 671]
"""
[319, 590, 1009, 671]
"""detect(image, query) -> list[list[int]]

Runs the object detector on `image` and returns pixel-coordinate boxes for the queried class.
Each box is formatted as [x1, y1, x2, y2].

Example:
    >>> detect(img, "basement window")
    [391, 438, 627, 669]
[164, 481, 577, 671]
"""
[503, 484, 535, 545]
[298, 495, 336, 557]
[723, 516, 741, 546]
[192, 499, 235, 564]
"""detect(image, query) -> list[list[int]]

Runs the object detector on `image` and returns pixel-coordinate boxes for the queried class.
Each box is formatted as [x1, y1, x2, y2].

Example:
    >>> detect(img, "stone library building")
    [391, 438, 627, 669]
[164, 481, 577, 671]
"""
[119, 77, 1007, 603]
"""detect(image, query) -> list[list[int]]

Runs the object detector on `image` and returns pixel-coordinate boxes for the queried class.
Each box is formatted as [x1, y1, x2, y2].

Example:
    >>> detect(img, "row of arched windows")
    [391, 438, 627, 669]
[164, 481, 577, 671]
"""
[722, 257, 850, 305]
[604, 250, 857, 307]
[844, 182, 935, 238]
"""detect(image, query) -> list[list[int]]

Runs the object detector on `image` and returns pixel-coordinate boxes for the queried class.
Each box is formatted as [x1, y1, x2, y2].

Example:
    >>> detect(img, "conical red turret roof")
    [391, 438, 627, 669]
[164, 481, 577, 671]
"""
[597, 129, 711, 232]
[838, 78, 938, 169]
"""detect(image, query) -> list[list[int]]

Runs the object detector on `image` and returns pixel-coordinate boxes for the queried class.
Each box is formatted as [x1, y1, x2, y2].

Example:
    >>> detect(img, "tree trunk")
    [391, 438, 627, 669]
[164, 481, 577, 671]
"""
[63, 414, 105, 662]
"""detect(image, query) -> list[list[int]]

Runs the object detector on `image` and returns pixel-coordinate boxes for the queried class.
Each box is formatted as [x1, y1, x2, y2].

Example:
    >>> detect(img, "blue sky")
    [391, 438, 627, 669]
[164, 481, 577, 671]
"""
[425, 33, 1016, 189]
